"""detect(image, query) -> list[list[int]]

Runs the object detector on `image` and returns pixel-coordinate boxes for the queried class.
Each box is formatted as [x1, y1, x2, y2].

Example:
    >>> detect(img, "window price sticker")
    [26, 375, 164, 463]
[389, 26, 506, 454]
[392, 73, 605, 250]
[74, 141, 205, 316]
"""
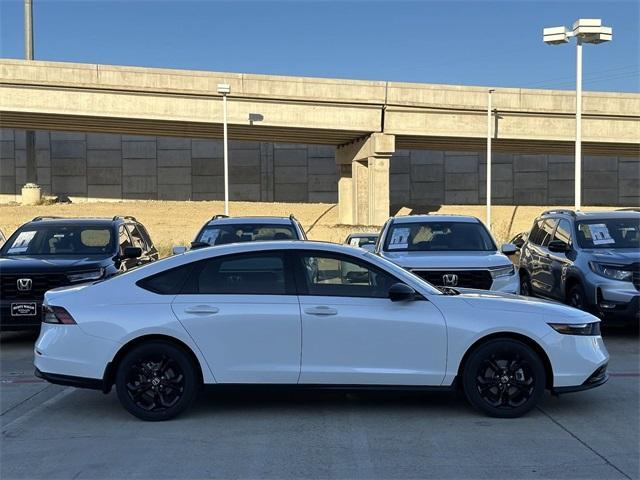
[388, 227, 410, 249]
[587, 224, 615, 245]
[7, 230, 36, 253]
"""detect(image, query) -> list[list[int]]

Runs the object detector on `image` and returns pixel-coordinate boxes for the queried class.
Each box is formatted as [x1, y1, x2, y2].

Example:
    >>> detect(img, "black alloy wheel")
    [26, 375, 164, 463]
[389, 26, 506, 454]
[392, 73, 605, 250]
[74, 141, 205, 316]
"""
[116, 341, 198, 421]
[463, 339, 545, 418]
[567, 283, 587, 311]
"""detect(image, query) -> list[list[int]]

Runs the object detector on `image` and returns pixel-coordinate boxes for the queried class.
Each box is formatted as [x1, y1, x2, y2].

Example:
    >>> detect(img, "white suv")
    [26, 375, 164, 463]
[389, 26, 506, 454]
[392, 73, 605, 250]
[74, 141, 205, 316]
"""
[376, 215, 519, 294]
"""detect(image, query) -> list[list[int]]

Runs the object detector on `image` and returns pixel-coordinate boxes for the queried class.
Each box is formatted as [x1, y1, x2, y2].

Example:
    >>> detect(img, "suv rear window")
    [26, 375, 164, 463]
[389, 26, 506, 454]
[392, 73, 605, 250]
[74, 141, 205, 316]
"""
[383, 221, 496, 252]
[196, 224, 296, 246]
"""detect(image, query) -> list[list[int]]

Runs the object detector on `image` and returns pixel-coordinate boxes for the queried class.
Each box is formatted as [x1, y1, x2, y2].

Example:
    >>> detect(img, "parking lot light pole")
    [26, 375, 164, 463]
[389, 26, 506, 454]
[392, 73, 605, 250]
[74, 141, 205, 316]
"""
[486, 89, 494, 231]
[543, 19, 612, 211]
[217, 84, 231, 215]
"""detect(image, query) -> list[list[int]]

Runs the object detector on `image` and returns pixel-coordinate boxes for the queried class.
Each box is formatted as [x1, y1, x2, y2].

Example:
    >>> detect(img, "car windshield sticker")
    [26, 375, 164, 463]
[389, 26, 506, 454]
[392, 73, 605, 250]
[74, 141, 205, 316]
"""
[200, 229, 220, 245]
[388, 227, 410, 249]
[588, 224, 615, 245]
[7, 230, 36, 253]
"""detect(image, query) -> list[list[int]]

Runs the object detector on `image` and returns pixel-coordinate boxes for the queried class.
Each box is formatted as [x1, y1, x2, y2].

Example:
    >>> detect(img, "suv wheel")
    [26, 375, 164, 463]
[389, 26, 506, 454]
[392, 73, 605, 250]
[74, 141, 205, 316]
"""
[116, 341, 198, 421]
[567, 283, 588, 311]
[462, 339, 545, 418]
[519, 272, 532, 296]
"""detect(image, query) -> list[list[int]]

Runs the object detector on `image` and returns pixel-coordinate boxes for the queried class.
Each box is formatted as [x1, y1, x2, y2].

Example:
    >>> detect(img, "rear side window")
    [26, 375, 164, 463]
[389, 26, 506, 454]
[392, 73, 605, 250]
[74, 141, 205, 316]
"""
[539, 219, 558, 247]
[126, 223, 148, 251]
[138, 264, 195, 294]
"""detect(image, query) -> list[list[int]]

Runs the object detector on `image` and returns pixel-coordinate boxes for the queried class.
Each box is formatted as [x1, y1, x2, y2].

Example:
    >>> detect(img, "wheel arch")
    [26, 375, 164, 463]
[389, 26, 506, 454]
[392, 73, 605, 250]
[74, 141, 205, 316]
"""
[456, 332, 554, 390]
[102, 334, 205, 393]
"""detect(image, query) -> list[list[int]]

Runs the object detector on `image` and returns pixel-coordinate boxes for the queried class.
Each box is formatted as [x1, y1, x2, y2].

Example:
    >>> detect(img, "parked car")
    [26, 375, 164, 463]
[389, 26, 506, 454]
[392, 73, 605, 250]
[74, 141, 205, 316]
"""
[344, 232, 379, 252]
[519, 209, 639, 325]
[172, 214, 306, 254]
[375, 215, 519, 293]
[35, 241, 608, 421]
[0, 216, 158, 331]
[507, 231, 528, 268]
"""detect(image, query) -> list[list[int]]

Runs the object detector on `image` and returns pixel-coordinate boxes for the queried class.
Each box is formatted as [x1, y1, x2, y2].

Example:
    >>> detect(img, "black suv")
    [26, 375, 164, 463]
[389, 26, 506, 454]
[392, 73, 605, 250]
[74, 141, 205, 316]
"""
[0, 216, 158, 331]
[519, 209, 639, 325]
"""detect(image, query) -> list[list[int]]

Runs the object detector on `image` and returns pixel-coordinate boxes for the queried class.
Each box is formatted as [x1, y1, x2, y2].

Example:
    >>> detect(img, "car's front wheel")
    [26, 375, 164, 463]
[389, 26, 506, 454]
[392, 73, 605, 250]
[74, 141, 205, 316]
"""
[462, 338, 545, 418]
[115, 341, 198, 421]
[519, 271, 532, 296]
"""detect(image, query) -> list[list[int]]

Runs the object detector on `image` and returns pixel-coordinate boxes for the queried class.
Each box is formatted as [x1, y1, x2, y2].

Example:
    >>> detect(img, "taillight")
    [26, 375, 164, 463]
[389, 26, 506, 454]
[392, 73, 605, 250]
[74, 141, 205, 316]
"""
[43, 305, 77, 325]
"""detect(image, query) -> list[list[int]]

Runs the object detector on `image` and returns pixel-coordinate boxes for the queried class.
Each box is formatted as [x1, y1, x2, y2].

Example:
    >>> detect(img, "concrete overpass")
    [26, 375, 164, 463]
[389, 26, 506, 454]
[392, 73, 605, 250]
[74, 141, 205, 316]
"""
[1, 59, 639, 223]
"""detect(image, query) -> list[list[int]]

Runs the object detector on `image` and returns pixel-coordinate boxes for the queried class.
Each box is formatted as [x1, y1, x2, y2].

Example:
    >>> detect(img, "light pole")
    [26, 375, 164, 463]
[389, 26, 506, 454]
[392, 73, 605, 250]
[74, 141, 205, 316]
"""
[486, 89, 494, 231]
[543, 19, 612, 211]
[24, 0, 36, 186]
[217, 83, 231, 215]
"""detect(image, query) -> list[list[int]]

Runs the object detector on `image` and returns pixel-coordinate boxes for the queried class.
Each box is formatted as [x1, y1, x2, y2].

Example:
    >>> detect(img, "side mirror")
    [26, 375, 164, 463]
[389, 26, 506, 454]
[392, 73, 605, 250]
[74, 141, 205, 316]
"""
[122, 246, 142, 259]
[501, 243, 518, 255]
[548, 240, 569, 253]
[172, 245, 187, 255]
[388, 283, 416, 302]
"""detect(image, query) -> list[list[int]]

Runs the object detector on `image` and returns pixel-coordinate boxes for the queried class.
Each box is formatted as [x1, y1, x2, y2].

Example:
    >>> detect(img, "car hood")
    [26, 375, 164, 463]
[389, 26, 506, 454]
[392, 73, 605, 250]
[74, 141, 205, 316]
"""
[584, 249, 640, 265]
[0, 255, 111, 273]
[380, 250, 511, 269]
[454, 288, 592, 320]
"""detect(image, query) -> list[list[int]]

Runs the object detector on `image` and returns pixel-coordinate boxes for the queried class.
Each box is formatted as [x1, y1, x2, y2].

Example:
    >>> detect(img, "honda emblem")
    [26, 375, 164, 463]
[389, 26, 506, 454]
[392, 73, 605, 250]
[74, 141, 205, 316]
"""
[17, 278, 33, 291]
[442, 274, 458, 287]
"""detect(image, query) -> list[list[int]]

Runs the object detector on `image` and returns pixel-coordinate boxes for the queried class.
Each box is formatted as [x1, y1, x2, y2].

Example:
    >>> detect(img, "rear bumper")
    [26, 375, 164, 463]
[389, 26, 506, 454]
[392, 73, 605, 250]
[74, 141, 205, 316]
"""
[34, 367, 104, 391]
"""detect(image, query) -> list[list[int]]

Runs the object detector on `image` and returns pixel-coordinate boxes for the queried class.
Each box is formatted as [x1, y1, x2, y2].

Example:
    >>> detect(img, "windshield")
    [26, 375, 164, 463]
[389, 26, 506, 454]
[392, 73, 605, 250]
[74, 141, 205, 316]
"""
[384, 221, 496, 252]
[348, 235, 378, 247]
[1, 225, 115, 256]
[196, 224, 296, 246]
[576, 218, 640, 249]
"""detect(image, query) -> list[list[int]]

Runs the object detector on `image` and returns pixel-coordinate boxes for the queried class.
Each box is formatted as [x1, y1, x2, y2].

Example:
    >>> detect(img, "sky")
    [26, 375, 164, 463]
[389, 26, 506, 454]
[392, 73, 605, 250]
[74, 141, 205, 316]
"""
[0, 0, 638, 92]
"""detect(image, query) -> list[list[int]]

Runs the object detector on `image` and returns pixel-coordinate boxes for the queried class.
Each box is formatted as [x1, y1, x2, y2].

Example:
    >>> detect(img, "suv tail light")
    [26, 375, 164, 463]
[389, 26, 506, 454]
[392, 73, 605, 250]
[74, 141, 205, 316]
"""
[43, 305, 77, 325]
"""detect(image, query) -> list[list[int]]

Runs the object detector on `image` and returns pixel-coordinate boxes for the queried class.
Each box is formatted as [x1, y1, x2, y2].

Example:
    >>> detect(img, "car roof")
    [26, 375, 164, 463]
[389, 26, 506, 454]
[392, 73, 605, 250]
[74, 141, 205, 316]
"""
[391, 214, 480, 224]
[23, 217, 123, 227]
[206, 216, 295, 226]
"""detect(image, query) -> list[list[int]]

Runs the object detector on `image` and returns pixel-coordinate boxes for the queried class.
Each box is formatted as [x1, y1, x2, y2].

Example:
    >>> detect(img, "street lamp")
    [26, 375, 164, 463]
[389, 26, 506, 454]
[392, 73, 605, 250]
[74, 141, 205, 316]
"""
[217, 83, 231, 215]
[543, 19, 612, 211]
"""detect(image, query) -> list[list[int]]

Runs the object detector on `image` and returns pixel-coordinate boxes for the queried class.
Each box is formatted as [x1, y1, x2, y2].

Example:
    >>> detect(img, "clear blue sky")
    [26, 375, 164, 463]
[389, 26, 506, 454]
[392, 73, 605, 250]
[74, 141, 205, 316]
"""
[1, 0, 638, 92]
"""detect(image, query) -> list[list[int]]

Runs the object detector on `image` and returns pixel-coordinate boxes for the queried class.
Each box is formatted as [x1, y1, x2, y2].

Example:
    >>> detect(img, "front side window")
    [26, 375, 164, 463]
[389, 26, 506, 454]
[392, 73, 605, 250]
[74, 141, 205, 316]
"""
[554, 219, 573, 245]
[126, 223, 148, 251]
[576, 218, 640, 249]
[1, 225, 114, 256]
[539, 219, 558, 247]
[187, 252, 289, 295]
[299, 253, 397, 298]
[196, 224, 296, 246]
[383, 221, 496, 252]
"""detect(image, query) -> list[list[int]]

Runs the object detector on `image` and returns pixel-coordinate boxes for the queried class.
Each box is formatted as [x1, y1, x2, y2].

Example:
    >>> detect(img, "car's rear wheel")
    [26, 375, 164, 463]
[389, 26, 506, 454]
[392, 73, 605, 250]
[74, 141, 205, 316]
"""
[519, 271, 532, 297]
[462, 339, 545, 418]
[115, 341, 198, 421]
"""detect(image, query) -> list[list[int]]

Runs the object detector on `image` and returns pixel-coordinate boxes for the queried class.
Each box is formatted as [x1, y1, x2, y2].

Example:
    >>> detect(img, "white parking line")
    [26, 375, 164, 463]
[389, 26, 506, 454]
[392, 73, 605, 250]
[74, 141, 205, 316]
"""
[2, 387, 74, 431]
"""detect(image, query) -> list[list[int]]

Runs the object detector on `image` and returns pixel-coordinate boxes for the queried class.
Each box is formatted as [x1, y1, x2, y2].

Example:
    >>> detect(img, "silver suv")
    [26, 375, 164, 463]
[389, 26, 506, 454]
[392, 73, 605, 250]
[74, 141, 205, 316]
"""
[376, 214, 519, 293]
[519, 209, 639, 325]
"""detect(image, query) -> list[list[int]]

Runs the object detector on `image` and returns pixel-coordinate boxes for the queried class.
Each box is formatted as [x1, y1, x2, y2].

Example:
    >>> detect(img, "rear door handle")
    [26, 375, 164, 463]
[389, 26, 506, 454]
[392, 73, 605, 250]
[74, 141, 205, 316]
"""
[304, 306, 338, 316]
[184, 305, 219, 315]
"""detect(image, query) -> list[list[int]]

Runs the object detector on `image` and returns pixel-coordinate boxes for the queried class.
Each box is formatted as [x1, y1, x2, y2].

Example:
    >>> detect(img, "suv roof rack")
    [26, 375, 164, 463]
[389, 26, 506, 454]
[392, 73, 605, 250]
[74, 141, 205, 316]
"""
[540, 209, 576, 217]
[31, 216, 62, 221]
[211, 214, 229, 221]
[112, 215, 138, 222]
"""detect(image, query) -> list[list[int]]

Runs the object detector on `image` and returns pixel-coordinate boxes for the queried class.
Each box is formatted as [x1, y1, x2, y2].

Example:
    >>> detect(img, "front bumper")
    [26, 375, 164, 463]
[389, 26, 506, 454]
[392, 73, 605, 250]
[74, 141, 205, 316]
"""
[596, 293, 639, 324]
[553, 364, 609, 394]
[0, 299, 43, 331]
[491, 273, 520, 295]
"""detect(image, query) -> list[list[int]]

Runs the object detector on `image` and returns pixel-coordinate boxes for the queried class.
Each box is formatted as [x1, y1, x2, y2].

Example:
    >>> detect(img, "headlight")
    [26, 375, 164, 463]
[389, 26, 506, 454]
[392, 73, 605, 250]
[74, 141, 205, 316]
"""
[548, 322, 601, 336]
[67, 268, 104, 283]
[589, 262, 633, 281]
[490, 265, 515, 279]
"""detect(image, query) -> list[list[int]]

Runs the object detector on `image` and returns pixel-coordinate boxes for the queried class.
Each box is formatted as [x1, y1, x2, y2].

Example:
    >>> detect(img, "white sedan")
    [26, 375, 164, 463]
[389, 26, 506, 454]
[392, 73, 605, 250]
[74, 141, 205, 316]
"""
[34, 241, 609, 421]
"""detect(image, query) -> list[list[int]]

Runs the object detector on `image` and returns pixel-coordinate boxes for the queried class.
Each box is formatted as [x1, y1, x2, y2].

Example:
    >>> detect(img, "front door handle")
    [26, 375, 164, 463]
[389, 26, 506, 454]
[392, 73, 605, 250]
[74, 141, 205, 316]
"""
[184, 305, 219, 315]
[304, 306, 338, 316]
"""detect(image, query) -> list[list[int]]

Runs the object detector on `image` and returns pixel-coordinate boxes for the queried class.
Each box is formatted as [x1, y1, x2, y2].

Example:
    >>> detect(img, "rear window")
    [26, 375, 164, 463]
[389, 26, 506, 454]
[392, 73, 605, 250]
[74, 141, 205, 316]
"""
[196, 224, 296, 245]
[137, 263, 195, 294]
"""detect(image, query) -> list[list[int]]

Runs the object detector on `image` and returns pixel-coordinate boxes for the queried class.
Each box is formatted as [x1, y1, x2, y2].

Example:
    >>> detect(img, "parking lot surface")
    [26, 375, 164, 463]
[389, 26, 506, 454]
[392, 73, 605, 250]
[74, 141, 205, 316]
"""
[1, 328, 638, 480]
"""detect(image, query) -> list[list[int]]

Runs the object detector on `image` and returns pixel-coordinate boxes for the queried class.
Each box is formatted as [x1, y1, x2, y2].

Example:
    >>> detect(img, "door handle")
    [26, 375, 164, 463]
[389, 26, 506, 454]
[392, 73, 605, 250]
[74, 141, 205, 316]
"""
[184, 305, 219, 315]
[304, 306, 338, 316]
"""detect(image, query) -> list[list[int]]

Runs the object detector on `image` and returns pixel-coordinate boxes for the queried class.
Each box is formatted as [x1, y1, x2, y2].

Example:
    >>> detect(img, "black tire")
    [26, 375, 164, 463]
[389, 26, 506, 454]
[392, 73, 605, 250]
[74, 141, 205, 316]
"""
[519, 271, 532, 297]
[115, 341, 198, 421]
[567, 283, 588, 311]
[462, 339, 545, 418]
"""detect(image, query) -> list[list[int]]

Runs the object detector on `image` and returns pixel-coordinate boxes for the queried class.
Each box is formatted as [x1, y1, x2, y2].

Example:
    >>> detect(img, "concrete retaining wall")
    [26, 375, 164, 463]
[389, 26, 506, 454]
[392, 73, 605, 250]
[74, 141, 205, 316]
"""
[1, 129, 638, 207]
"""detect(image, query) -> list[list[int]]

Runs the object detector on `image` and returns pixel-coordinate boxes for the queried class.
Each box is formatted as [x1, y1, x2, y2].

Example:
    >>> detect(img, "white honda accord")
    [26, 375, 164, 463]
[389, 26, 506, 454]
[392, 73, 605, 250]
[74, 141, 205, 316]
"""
[34, 241, 609, 421]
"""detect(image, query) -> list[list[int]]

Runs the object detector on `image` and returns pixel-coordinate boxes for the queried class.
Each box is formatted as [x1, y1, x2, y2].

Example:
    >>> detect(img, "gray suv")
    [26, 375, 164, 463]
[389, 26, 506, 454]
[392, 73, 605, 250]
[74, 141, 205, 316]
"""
[519, 209, 639, 325]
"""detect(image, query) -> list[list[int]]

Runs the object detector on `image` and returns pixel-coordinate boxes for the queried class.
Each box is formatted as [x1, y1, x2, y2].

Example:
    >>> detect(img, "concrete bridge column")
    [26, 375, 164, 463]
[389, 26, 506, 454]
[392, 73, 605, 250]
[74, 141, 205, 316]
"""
[336, 133, 395, 226]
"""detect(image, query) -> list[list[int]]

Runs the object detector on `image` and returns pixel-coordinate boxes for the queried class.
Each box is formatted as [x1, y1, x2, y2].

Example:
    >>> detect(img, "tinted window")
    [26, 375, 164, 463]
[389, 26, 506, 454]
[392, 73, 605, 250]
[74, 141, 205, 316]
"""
[189, 252, 288, 295]
[1, 225, 114, 256]
[554, 219, 572, 245]
[576, 218, 640, 249]
[529, 221, 543, 245]
[138, 264, 194, 294]
[299, 253, 397, 298]
[383, 222, 496, 252]
[196, 224, 296, 245]
[539, 219, 558, 247]
[118, 226, 132, 251]
[126, 224, 147, 250]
